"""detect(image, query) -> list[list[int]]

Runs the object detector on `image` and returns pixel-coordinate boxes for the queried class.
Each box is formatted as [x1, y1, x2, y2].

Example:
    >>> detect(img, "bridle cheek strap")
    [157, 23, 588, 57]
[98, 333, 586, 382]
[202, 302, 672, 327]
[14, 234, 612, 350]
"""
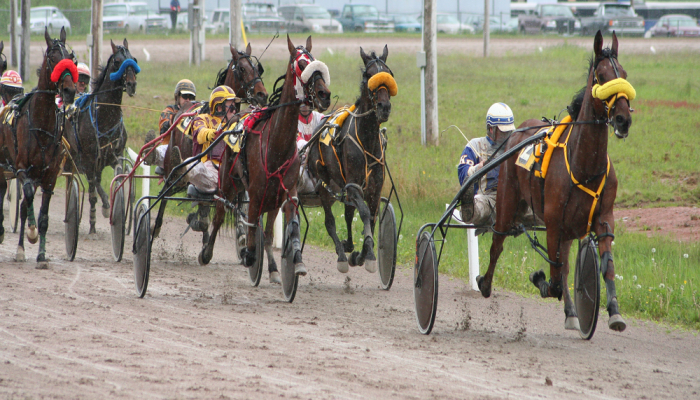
[51, 59, 78, 83]
[367, 72, 397, 96]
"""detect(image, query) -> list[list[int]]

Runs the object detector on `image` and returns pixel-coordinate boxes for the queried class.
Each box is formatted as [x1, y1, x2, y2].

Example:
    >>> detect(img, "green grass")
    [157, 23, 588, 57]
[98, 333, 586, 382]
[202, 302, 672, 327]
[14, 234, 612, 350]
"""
[21, 42, 699, 329]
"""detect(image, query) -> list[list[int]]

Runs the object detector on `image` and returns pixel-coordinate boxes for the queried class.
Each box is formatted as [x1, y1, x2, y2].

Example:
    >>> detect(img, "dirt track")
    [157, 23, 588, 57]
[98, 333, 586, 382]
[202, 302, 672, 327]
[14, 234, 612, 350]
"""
[1, 189, 699, 399]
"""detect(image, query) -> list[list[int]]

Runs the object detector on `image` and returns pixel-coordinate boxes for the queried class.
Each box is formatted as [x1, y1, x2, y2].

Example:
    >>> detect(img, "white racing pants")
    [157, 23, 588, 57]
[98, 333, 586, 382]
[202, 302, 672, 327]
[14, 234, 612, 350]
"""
[153, 144, 168, 168]
[186, 158, 219, 192]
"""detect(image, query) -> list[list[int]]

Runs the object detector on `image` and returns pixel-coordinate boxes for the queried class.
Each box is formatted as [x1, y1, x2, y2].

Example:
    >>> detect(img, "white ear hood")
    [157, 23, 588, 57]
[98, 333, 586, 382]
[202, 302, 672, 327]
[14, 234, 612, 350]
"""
[300, 60, 330, 86]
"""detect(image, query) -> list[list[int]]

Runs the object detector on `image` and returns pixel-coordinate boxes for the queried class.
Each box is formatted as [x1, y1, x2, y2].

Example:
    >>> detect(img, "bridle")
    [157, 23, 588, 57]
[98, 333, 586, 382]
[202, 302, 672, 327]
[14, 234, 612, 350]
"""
[230, 52, 264, 105]
[591, 53, 634, 124]
[363, 57, 394, 119]
[292, 47, 324, 107]
[45, 39, 76, 94]
[109, 46, 138, 93]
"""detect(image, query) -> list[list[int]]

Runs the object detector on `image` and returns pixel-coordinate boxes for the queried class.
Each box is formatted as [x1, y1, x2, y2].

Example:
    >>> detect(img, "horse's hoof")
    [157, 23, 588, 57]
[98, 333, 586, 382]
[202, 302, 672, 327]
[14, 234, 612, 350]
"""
[0, 233, 4, 244]
[35, 261, 49, 270]
[15, 247, 25, 262]
[529, 269, 545, 284]
[608, 314, 627, 332]
[337, 261, 349, 273]
[348, 251, 360, 267]
[294, 263, 307, 277]
[269, 271, 282, 284]
[101, 206, 110, 218]
[27, 226, 38, 244]
[476, 275, 491, 298]
[364, 259, 377, 273]
[565, 316, 581, 331]
[198, 248, 211, 266]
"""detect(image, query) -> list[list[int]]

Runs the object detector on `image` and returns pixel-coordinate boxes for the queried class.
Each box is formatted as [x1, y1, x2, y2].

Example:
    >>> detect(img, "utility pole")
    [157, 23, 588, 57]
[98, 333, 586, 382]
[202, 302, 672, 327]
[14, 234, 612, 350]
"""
[20, 0, 30, 80]
[423, 0, 439, 146]
[230, 0, 242, 51]
[10, 0, 18, 66]
[483, 0, 490, 57]
[91, 0, 103, 82]
[190, 0, 202, 66]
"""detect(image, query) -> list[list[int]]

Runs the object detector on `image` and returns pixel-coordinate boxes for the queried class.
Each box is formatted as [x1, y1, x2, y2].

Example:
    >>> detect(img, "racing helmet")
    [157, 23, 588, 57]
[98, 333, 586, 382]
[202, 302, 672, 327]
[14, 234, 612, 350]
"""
[174, 79, 196, 98]
[0, 70, 23, 88]
[486, 102, 515, 133]
[209, 85, 237, 116]
[77, 62, 91, 78]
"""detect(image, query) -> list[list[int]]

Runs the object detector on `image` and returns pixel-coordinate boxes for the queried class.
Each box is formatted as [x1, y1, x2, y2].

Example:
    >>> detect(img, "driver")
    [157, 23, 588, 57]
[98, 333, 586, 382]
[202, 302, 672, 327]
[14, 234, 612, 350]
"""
[76, 62, 91, 95]
[457, 102, 515, 227]
[171, 85, 239, 192]
[144, 79, 197, 169]
[0, 70, 24, 111]
[296, 103, 324, 194]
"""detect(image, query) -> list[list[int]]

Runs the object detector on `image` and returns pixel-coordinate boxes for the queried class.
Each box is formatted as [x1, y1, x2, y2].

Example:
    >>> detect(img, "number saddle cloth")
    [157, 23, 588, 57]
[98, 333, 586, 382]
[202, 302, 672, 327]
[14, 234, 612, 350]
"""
[318, 104, 355, 146]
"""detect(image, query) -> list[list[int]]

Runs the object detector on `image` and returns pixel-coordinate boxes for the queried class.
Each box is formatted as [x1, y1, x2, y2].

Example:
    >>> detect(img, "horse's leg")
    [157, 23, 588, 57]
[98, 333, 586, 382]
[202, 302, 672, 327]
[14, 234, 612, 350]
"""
[559, 240, 580, 330]
[198, 201, 224, 266]
[35, 187, 53, 267]
[345, 187, 376, 273]
[16, 172, 36, 260]
[477, 233, 506, 298]
[283, 195, 306, 276]
[341, 204, 355, 254]
[596, 216, 626, 332]
[0, 176, 6, 244]
[240, 198, 260, 268]
[264, 209, 281, 284]
[319, 190, 348, 273]
[87, 178, 98, 235]
[197, 204, 211, 245]
[530, 231, 565, 300]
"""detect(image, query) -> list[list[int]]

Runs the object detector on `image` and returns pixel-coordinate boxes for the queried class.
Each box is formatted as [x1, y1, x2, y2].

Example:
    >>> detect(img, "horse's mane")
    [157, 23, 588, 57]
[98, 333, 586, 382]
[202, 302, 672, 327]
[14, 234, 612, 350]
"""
[90, 52, 116, 92]
[567, 47, 615, 121]
[214, 65, 228, 88]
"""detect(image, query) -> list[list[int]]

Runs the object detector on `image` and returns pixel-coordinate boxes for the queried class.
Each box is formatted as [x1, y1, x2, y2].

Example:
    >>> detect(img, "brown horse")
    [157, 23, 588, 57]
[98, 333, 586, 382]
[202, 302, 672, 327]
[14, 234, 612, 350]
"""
[306, 46, 394, 273]
[199, 36, 331, 281]
[66, 39, 138, 235]
[477, 31, 632, 333]
[0, 28, 77, 264]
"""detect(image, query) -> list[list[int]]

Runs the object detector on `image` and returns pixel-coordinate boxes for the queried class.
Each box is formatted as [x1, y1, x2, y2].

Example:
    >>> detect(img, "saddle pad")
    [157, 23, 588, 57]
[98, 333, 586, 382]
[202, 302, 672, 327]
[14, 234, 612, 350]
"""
[320, 104, 356, 146]
[533, 115, 572, 179]
[516, 143, 536, 171]
[223, 114, 249, 153]
[176, 104, 204, 136]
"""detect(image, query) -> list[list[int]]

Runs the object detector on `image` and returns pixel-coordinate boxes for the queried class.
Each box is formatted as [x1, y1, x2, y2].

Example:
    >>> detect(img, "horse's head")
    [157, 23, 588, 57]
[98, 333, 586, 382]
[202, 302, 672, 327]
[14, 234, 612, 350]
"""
[0, 41, 6, 76]
[229, 43, 268, 107]
[44, 27, 77, 105]
[109, 39, 139, 97]
[360, 45, 396, 124]
[288, 35, 331, 112]
[591, 31, 635, 139]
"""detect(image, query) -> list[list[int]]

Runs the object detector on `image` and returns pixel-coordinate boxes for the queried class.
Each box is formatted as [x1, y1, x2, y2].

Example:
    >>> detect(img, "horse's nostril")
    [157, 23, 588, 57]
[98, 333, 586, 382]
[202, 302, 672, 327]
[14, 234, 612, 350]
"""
[615, 115, 625, 124]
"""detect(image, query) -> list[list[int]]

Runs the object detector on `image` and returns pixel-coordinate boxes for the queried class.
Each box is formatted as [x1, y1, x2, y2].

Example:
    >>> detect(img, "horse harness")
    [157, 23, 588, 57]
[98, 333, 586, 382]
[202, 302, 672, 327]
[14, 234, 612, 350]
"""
[230, 53, 264, 105]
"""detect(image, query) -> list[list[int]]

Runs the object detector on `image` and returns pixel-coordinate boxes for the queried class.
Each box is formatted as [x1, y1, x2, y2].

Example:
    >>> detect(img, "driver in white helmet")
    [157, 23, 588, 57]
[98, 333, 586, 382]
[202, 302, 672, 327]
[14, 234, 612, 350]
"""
[457, 102, 515, 227]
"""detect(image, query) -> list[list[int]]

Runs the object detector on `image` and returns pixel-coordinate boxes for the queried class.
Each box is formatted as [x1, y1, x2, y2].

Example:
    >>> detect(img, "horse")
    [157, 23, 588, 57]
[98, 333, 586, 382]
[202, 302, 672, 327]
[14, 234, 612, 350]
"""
[476, 31, 633, 333]
[0, 27, 77, 265]
[306, 46, 395, 273]
[0, 41, 6, 75]
[199, 35, 331, 283]
[66, 39, 138, 235]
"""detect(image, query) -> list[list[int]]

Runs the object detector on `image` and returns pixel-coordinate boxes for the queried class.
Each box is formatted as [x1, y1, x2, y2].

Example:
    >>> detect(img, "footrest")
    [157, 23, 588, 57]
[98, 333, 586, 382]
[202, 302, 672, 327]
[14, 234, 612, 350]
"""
[187, 184, 216, 200]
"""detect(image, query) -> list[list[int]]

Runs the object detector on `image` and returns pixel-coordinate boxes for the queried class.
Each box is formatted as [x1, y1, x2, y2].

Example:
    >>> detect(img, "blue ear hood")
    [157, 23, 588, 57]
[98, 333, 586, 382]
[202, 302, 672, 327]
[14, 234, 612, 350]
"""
[110, 58, 141, 81]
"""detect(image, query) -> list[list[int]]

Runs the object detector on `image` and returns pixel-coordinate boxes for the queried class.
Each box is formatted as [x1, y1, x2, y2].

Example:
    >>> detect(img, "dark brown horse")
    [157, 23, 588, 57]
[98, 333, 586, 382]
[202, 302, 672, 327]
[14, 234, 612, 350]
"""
[199, 36, 331, 281]
[477, 31, 633, 332]
[306, 46, 394, 273]
[67, 39, 138, 234]
[0, 28, 77, 264]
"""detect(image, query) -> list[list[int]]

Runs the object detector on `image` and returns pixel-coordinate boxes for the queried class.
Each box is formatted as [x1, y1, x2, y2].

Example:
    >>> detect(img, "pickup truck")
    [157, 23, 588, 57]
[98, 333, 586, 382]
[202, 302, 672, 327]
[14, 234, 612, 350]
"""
[579, 3, 645, 36]
[337, 4, 394, 33]
[518, 3, 580, 35]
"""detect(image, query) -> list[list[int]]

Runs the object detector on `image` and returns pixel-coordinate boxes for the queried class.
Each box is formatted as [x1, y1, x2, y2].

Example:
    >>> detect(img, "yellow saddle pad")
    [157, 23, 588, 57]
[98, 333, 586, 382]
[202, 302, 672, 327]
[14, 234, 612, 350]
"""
[1, 105, 17, 126]
[515, 115, 572, 179]
[223, 114, 249, 153]
[176, 104, 204, 136]
[320, 104, 356, 146]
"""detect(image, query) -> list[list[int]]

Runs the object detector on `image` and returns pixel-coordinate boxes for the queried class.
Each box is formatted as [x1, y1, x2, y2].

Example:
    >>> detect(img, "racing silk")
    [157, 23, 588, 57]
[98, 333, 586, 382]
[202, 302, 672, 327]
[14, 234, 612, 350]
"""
[457, 136, 500, 194]
[192, 113, 233, 165]
[158, 103, 181, 145]
[297, 110, 325, 143]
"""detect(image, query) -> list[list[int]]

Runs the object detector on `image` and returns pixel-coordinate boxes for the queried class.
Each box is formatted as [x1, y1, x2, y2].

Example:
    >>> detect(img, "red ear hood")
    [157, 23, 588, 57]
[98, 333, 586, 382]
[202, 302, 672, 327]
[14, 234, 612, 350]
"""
[50, 59, 78, 83]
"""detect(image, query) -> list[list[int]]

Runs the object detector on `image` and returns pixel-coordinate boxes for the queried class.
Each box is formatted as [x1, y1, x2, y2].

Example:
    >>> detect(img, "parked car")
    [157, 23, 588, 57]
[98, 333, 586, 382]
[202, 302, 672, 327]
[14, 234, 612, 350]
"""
[488, 16, 512, 33]
[337, 4, 394, 33]
[103, 2, 168, 34]
[462, 14, 484, 32]
[14, 6, 72, 36]
[580, 3, 645, 36]
[206, 4, 285, 34]
[518, 3, 580, 35]
[390, 14, 421, 33]
[436, 13, 475, 34]
[278, 4, 343, 33]
[647, 14, 700, 37]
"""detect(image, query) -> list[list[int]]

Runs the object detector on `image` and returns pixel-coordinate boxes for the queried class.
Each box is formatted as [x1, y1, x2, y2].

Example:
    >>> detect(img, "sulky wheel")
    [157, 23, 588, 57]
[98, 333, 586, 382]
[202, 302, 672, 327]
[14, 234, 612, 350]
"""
[280, 212, 299, 303]
[377, 198, 397, 290]
[9, 178, 21, 233]
[248, 216, 264, 287]
[575, 237, 600, 340]
[111, 166, 126, 262]
[64, 177, 80, 261]
[133, 203, 152, 298]
[414, 231, 439, 335]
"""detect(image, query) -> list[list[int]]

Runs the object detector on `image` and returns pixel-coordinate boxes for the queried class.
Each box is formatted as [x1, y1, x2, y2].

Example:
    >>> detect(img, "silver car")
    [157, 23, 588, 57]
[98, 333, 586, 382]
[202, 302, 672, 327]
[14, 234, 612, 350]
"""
[14, 6, 72, 35]
[278, 4, 343, 33]
[103, 2, 168, 34]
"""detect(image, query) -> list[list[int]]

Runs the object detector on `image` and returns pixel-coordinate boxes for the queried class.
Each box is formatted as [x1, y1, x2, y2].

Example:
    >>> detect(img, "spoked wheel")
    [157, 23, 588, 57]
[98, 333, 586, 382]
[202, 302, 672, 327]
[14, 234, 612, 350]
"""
[280, 212, 299, 303]
[64, 177, 80, 261]
[247, 216, 264, 287]
[414, 231, 439, 335]
[9, 178, 21, 233]
[133, 203, 151, 298]
[377, 198, 397, 290]
[111, 166, 126, 262]
[574, 237, 600, 340]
